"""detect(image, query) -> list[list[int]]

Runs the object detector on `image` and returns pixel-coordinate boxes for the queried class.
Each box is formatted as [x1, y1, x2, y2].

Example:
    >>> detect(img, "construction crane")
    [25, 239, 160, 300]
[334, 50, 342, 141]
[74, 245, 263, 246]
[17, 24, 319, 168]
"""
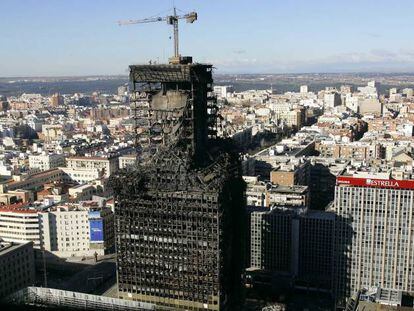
[118, 8, 197, 63]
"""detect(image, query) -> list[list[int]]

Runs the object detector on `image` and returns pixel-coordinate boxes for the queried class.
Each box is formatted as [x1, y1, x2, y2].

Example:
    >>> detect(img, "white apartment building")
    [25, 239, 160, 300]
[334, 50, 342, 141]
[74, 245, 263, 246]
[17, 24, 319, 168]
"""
[300, 85, 309, 93]
[0, 205, 41, 248]
[271, 103, 304, 128]
[345, 94, 359, 112]
[66, 156, 119, 178]
[39, 204, 114, 258]
[29, 153, 65, 171]
[40, 206, 91, 258]
[357, 81, 378, 98]
[119, 154, 136, 169]
[324, 92, 342, 109]
[334, 174, 414, 304]
[0, 203, 114, 258]
[213, 85, 234, 99]
[403, 88, 414, 97]
[60, 167, 101, 184]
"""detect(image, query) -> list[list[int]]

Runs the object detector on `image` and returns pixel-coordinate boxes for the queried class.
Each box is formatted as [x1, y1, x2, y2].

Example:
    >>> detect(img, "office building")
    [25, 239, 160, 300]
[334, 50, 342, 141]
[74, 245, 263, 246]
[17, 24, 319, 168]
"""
[0, 202, 114, 258]
[333, 174, 414, 305]
[0, 241, 35, 298]
[324, 92, 342, 109]
[0, 204, 41, 248]
[111, 59, 245, 310]
[40, 204, 114, 258]
[249, 207, 335, 293]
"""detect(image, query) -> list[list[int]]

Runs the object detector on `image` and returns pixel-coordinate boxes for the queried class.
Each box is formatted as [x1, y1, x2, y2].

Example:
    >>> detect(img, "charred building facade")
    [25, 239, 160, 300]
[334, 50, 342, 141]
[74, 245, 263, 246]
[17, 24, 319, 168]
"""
[111, 59, 245, 310]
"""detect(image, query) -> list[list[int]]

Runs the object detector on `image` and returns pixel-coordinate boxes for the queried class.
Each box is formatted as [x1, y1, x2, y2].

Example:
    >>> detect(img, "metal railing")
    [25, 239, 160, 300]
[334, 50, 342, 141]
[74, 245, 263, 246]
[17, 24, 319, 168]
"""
[4, 286, 168, 310]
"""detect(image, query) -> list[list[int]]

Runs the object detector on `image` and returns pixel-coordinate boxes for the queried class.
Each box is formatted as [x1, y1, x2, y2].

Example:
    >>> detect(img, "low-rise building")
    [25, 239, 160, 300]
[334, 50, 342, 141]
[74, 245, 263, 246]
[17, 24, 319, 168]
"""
[0, 168, 65, 193]
[119, 154, 136, 169]
[29, 153, 65, 171]
[41, 124, 64, 141]
[267, 184, 309, 208]
[270, 159, 309, 186]
[315, 141, 384, 160]
[66, 156, 119, 178]
[60, 167, 102, 184]
[345, 287, 414, 310]
[68, 184, 96, 202]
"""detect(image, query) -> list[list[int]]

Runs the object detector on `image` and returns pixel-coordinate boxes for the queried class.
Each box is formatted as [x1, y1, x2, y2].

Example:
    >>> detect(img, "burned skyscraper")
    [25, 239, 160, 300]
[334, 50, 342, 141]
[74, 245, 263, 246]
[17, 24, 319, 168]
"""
[110, 58, 245, 310]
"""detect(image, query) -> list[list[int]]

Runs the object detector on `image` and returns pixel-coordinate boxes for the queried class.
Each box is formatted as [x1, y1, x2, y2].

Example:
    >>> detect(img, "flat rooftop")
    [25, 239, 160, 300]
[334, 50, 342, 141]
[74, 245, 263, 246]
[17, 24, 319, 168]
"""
[0, 241, 31, 256]
[268, 184, 308, 194]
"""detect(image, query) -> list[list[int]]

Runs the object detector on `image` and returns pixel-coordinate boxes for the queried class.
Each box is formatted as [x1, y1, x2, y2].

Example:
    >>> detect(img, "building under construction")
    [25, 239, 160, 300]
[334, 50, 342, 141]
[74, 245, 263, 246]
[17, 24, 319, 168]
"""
[110, 57, 246, 310]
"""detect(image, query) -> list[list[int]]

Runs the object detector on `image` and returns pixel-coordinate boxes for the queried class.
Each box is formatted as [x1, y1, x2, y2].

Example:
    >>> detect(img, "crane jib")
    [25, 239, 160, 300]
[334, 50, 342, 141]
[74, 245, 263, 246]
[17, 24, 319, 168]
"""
[117, 8, 198, 60]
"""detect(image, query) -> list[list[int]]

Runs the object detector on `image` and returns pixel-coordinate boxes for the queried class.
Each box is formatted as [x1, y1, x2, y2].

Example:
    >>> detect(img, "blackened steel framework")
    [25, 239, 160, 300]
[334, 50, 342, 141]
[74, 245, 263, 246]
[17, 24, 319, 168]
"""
[110, 62, 245, 311]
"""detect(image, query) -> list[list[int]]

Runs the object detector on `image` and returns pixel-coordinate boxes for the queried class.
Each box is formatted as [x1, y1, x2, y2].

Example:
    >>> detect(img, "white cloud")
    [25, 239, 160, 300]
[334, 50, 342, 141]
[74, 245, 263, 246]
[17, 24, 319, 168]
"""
[210, 49, 414, 73]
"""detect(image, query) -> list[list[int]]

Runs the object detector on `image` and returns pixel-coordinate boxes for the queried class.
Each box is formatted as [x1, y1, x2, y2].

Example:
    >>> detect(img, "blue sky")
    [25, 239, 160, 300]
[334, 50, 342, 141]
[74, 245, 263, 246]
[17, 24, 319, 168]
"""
[1, 0, 414, 76]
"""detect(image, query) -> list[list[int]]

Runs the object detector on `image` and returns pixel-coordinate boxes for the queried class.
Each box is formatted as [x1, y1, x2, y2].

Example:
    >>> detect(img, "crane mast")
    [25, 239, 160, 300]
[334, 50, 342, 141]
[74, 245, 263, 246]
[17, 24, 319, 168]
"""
[118, 7, 197, 64]
[168, 7, 179, 58]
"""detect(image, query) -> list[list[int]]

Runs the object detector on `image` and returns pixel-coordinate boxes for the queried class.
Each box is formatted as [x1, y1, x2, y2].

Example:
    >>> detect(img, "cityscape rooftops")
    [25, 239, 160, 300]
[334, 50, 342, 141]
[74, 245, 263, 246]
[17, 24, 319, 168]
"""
[0, 202, 35, 214]
[67, 155, 118, 161]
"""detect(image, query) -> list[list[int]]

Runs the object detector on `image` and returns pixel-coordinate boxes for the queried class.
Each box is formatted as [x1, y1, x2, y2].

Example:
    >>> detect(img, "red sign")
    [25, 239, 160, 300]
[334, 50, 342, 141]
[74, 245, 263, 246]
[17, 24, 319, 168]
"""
[337, 176, 414, 190]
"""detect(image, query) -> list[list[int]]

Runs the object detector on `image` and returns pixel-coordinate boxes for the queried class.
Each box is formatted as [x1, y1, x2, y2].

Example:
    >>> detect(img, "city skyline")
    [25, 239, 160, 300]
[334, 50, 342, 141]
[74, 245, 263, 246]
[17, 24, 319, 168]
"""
[4, 1, 414, 310]
[2, 0, 414, 76]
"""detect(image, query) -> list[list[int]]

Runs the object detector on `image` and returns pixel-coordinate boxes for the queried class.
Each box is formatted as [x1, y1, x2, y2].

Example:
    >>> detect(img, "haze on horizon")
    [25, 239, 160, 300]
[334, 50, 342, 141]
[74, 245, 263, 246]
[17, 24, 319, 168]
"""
[1, 0, 414, 77]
